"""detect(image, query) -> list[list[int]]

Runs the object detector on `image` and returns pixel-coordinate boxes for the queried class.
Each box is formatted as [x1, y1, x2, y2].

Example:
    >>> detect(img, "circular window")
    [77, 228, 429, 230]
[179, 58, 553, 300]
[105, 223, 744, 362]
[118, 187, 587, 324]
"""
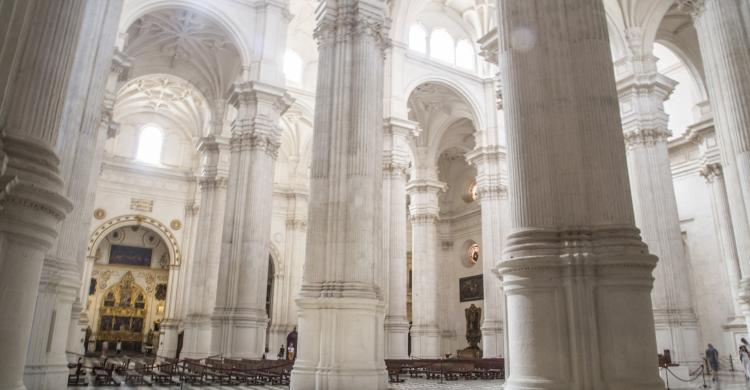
[460, 240, 480, 268]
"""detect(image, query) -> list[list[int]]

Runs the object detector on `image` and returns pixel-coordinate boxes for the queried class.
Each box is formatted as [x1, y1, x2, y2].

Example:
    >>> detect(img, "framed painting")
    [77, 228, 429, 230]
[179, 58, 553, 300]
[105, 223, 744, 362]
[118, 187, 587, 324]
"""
[109, 245, 152, 267]
[459, 274, 483, 302]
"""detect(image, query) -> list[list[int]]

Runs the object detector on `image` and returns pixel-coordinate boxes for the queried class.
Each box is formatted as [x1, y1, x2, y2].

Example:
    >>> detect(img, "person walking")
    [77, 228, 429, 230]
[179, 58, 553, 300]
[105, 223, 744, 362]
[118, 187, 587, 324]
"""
[740, 346, 750, 380]
[705, 344, 719, 382]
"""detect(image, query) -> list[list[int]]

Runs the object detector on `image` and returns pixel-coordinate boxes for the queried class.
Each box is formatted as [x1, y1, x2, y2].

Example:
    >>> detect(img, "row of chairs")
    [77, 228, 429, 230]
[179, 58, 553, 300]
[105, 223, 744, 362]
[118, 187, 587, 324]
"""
[68, 355, 293, 387]
[385, 358, 504, 383]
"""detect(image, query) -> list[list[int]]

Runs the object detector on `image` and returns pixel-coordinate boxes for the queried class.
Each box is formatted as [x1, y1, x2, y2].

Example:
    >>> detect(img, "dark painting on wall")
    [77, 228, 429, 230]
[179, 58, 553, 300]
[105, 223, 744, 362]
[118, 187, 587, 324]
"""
[459, 274, 484, 302]
[155, 284, 167, 300]
[89, 278, 97, 295]
[109, 245, 152, 267]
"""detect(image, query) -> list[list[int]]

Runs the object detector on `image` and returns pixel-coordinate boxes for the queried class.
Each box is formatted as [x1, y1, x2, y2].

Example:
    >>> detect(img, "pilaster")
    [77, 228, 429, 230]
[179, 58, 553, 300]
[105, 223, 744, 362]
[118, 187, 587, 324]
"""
[406, 178, 445, 359]
[466, 146, 507, 358]
[496, 0, 663, 388]
[211, 82, 292, 359]
[290, 1, 390, 387]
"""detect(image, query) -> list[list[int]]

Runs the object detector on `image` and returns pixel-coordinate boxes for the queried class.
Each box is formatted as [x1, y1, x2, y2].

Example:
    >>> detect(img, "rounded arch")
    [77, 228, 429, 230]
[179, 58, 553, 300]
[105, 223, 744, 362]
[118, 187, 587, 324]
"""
[87, 214, 182, 267]
[268, 242, 283, 277]
[654, 38, 709, 102]
[119, 0, 251, 65]
[403, 76, 486, 132]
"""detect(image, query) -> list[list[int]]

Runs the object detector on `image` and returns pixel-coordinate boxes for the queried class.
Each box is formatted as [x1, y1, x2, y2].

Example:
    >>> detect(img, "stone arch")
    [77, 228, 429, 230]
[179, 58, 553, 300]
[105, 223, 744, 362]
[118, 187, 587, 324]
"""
[119, 0, 251, 65]
[87, 214, 182, 267]
[268, 241, 283, 277]
[403, 76, 486, 132]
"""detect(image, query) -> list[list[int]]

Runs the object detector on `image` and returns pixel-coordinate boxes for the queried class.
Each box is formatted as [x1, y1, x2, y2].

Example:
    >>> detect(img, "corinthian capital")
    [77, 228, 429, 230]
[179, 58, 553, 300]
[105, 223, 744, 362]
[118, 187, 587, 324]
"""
[314, 0, 390, 52]
[700, 162, 722, 183]
[676, 0, 706, 18]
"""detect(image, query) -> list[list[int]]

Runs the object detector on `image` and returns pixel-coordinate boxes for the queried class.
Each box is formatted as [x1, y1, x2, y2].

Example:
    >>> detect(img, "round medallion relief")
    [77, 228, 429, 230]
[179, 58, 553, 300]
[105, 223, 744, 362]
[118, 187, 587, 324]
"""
[170, 219, 182, 230]
[94, 208, 106, 220]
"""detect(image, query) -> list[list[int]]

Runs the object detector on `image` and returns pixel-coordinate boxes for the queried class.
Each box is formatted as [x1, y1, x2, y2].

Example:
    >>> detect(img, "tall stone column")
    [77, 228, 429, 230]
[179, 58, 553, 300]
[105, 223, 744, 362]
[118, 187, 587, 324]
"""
[407, 178, 445, 359]
[211, 83, 291, 359]
[67, 50, 130, 356]
[701, 163, 745, 322]
[496, 0, 663, 388]
[158, 261, 185, 358]
[269, 192, 307, 353]
[24, 2, 123, 386]
[0, 1, 96, 389]
[678, 0, 750, 326]
[467, 146, 506, 358]
[182, 116, 229, 358]
[618, 54, 701, 362]
[290, 1, 389, 388]
[383, 118, 415, 359]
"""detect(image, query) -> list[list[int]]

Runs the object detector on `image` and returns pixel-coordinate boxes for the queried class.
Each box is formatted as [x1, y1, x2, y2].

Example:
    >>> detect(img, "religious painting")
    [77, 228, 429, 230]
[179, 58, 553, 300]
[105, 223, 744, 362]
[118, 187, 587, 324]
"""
[100, 316, 113, 331]
[132, 317, 144, 333]
[114, 316, 130, 331]
[109, 244, 152, 267]
[155, 284, 167, 300]
[459, 274, 484, 302]
[103, 292, 115, 307]
[89, 278, 97, 295]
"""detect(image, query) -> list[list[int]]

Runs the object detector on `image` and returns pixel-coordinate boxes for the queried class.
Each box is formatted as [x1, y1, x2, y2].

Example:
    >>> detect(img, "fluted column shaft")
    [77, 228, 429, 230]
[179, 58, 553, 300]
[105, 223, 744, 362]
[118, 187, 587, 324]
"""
[183, 136, 228, 359]
[0, 1, 96, 388]
[211, 84, 291, 359]
[407, 179, 445, 359]
[24, 2, 122, 387]
[467, 146, 506, 358]
[678, 0, 750, 326]
[291, 1, 389, 388]
[618, 59, 701, 362]
[382, 119, 414, 359]
[496, 1, 663, 389]
[701, 163, 744, 317]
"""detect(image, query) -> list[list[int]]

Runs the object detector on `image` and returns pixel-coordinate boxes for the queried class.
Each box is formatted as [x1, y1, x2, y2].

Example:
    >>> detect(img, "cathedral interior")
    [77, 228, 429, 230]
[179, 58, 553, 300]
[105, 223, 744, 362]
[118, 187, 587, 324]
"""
[1, 0, 749, 389]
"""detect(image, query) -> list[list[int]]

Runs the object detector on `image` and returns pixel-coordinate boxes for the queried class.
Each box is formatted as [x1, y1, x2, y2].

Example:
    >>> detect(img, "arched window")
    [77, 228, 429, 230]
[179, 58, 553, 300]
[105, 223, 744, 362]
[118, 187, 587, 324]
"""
[409, 24, 427, 54]
[456, 40, 475, 71]
[653, 43, 699, 138]
[283, 50, 303, 84]
[430, 28, 455, 64]
[135, 125, 163, 164]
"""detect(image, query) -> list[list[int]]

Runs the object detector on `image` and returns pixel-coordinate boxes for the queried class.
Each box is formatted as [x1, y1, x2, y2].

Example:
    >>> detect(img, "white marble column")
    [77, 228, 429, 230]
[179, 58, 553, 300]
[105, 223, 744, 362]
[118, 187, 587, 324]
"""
[24, 2, 123, 386]
[383, 118, 415, 359]
[407, 178, 445, 359]
[0, 1, 99, 388]
[618, 53, 701, 363]
[290, 1, 389, 388]
[157, 260, 184, 358]
[678, 0, 750, 328]
[182, 122, 229, 358]
[495, 0, 663, 388]
[466, 146, 506, 358]
[701, 164, 746, 325]
[66, 51, 129, 356]
[269, 192, 307, 355]
[211, 83, 291, 359]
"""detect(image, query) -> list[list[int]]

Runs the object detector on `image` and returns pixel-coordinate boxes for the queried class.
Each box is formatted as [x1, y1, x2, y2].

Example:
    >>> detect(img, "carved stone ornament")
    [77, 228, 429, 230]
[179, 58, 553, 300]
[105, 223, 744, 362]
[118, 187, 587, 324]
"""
[94, 208, 106, 220]
[170, 219, 182, 230]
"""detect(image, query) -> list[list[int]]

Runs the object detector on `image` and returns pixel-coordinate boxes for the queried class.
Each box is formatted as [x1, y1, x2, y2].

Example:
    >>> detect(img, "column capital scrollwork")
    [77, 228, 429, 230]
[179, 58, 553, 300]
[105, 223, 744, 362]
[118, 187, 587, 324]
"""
[314, 1, 391, 53]
[676, 0, 706, 18]
[700, 162, 722, 183]
[286, 218, 308, 230]
[409, 212, 439, 224]
[198, 176, 228, 191]
[475, 183, 507, 200]
[623, 128, 671, 148]
[229, 82, 293, 158]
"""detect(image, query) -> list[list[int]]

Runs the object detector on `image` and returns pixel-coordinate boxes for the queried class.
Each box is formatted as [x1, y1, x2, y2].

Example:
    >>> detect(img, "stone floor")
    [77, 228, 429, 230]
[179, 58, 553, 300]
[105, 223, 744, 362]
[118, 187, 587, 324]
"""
[70, 354, 750, 389]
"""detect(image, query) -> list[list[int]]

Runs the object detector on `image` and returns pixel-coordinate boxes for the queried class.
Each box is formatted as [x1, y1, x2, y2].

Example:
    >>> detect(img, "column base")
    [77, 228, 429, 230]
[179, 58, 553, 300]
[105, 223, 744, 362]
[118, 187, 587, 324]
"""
[500, 227, 664, 390]
[653, 308, 702, 365]
[384, 316, 410, 359]
[181, 316, 212, 359]
[410, 325, 441, 358]
[210, 308, 267, 359]
[290, 295, 386, 390]
[22, 364, 68, 390]
[157, 321, 180, 359]
[481, 320, 504, 358]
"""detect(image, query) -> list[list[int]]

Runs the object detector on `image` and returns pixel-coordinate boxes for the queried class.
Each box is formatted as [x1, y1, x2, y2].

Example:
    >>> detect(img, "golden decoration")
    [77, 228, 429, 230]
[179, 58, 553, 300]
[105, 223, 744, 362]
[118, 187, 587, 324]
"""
[94, 208, 106, 220]
[170, 219, 182, 230]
